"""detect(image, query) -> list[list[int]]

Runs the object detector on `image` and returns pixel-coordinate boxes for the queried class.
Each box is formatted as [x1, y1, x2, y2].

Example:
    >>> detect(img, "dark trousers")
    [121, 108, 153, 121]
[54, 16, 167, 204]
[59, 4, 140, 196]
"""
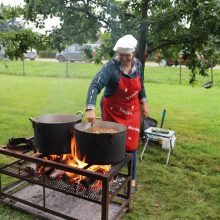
[126, 150, 137, 180]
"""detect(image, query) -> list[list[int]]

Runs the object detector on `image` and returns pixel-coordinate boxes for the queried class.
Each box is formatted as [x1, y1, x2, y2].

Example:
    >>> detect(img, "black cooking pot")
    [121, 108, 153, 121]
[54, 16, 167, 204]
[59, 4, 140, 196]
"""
[74, 121, 127, 165]
[29, 112, 83, 155]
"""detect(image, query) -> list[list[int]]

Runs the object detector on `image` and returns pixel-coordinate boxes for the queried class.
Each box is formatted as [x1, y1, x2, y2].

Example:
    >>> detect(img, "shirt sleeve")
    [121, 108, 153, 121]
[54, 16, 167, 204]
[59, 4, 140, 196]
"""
[138, 61, 147, 102]
[86, 63, 112, 109]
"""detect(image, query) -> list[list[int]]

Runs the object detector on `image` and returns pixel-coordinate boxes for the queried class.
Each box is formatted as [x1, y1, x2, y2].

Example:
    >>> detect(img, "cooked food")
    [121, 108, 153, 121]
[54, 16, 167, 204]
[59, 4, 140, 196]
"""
[85, 127, 117, 134]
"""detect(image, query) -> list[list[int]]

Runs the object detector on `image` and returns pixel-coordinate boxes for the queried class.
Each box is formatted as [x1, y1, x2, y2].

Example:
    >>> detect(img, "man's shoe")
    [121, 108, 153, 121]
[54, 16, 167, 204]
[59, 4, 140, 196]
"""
[131, 186, 136, 194]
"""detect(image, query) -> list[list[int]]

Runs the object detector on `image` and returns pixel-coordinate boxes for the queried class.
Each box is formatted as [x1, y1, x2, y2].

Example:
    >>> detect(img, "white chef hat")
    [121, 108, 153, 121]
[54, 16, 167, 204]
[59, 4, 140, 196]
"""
[113, 35, 138, 54]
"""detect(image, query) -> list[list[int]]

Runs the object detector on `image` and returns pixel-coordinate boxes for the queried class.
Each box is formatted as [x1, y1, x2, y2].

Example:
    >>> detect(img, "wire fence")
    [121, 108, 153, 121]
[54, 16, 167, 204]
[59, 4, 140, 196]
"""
[0, 60, 219, 87]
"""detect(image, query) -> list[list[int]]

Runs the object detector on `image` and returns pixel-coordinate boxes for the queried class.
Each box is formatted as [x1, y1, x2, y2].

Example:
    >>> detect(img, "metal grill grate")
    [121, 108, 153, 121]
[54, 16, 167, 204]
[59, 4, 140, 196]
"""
[0, 145, 132, 220]
[0, 162, 126, 203]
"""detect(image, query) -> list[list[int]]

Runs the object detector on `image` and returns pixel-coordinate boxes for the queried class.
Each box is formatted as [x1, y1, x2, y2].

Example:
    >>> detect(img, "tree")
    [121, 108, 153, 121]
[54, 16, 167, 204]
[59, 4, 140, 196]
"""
[0, 4, 45, 75]
[0, 4, 23, 32]
[93, 32, 115, 64]
[0, 29, 41, 59]
[23, 0, 101, 52]
[113, 0, 220, 78]
[22, 0, 220, 82]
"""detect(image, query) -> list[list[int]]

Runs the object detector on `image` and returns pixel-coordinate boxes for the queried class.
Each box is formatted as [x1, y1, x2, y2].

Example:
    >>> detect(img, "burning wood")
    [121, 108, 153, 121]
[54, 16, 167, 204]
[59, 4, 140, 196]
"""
[42, 137, 111, 189]
[22, 161, 54, 176]
[44, 154, 66, 162]
[24, 163, 36, 177]
[80, 177, 97, 188]
[23, 162, 36, 170]
[36, 165, 54, 175]
[50, 169, 65, 180]
[87, 165, 110, 174]
[31, 152, 43, 158]
[23, 137, 112, 189]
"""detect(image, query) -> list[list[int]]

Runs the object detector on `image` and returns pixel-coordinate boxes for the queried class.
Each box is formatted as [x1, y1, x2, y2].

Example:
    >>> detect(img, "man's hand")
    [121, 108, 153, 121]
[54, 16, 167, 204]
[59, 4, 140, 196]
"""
[86, 109, 96, 125]
[142, 102, 149, 117]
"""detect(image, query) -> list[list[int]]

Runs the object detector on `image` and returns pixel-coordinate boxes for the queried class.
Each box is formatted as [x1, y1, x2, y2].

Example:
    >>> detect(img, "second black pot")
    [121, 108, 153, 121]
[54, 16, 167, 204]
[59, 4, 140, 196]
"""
[74, 121, 127, 165]
[29, 112, 83, 155]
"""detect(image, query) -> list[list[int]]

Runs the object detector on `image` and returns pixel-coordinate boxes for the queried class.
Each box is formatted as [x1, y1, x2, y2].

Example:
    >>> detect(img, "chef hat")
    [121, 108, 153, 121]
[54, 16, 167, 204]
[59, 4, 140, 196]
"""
[113, 35, 138, 53]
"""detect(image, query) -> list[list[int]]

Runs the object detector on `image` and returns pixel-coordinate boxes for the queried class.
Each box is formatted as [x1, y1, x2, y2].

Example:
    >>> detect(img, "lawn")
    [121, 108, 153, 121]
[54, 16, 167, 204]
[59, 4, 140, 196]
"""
[0, 61, 220, 219]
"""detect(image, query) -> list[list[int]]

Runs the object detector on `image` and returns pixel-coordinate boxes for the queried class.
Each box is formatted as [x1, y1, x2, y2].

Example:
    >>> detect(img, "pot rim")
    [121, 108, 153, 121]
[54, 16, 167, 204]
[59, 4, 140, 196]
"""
[74, 121, 127, 134]
[33, 114, 82, 124]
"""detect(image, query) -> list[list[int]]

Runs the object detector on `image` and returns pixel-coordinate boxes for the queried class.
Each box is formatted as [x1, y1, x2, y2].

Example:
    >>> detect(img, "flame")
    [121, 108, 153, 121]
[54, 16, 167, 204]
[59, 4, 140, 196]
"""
[44, 137, 111, 188]
[88, 165, 111, 189]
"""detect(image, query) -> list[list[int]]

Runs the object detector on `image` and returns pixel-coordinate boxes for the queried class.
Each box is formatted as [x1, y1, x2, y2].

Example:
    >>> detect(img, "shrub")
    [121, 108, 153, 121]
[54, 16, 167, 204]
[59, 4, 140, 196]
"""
[38, 51, 56, 58]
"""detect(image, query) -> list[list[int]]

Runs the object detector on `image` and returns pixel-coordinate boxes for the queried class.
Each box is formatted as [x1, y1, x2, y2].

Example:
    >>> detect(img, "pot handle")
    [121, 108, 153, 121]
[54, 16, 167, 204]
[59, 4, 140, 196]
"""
[29, 117, 39, 127]
[76, 111, 84, 118]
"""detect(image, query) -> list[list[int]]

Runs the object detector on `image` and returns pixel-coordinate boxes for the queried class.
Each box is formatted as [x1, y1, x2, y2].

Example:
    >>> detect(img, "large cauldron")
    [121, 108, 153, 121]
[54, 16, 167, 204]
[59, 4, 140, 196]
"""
[74, 121, 127, 165]
[29, 112, 83, 155]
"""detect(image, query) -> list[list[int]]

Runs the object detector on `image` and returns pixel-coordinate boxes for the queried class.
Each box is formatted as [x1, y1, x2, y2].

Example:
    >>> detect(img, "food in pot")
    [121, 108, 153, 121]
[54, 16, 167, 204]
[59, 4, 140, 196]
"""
[85, 127, 117, 134]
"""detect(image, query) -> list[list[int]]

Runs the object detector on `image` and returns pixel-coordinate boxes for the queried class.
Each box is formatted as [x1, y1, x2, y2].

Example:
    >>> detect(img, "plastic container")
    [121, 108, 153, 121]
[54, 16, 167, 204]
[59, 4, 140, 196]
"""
[161, 135, 176, 150]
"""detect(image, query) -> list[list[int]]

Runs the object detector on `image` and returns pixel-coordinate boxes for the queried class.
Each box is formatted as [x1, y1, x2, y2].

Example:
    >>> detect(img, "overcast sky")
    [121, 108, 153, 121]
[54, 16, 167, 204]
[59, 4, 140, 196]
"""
[0, 0, 60, 34]
[0, 0, 24, 7]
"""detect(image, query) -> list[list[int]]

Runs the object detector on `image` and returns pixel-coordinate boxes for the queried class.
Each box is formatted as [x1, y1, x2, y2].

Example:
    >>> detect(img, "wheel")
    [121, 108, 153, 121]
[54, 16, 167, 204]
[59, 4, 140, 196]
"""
[158, 59, 166, 66]
[57, 55, 65, 62]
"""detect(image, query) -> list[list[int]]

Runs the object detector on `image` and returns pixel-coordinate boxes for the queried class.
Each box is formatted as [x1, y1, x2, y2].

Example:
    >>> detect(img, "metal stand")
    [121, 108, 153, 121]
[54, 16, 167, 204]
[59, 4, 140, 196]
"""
[140, 136, 149, 161]
[0, 146, 132, 220]
[140, 127, 175, 165]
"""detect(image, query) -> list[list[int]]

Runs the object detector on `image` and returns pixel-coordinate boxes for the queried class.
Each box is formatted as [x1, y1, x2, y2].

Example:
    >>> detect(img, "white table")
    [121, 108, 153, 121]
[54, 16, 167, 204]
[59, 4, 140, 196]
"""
[140, 127, 175, 165]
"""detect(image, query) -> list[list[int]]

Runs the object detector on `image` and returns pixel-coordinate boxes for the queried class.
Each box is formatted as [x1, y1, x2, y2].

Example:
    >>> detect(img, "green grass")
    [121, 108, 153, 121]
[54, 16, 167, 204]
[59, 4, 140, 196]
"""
[0, 62, 220, 219]
[1, 60, 220, 86]
[0, 60, 101, 78]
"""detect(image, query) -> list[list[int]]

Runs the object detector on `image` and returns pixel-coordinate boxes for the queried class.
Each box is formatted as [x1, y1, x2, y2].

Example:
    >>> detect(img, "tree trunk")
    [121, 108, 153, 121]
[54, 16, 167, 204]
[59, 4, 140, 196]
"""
[137, 0, 149, 134]
[136, 0, 149, 72]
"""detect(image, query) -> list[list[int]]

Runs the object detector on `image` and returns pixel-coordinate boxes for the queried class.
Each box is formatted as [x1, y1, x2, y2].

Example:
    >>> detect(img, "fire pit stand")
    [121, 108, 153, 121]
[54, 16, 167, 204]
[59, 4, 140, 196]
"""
[0, 138, 132, 220]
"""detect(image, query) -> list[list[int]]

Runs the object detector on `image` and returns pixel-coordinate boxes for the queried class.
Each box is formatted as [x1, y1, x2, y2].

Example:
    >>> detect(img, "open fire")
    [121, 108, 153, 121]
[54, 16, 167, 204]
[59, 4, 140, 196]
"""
[0, 137, 132, 220]
[37, 137, 111, 189]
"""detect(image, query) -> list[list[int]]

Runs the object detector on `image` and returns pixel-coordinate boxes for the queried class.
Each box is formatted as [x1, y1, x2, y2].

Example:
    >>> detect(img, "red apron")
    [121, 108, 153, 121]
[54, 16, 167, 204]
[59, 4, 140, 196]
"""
[103, 71, 141, 151]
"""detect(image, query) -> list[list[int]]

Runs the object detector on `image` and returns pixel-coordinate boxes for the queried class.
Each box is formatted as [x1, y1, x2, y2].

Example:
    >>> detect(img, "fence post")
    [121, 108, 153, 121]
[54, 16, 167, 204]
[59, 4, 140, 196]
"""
[179, 64, 182, 84]
[22, 59, 25, 76]
[66, 60, 69, 78]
